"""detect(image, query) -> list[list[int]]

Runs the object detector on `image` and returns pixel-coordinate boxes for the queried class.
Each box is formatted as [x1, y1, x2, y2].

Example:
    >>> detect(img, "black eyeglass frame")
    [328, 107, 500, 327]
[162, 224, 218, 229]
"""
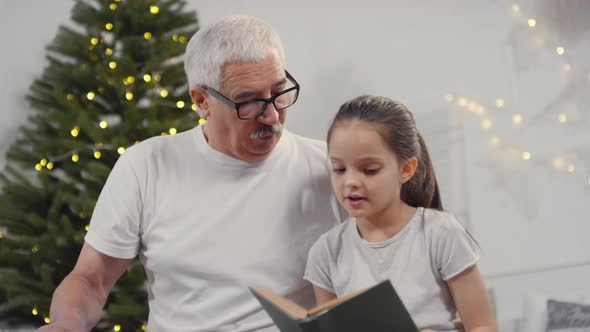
[199, 70, 300, 120]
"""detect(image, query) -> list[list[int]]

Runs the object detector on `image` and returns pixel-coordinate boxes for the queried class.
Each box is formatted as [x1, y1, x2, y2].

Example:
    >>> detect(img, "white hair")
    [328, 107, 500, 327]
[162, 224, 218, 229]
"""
[184, 15, 286, 90]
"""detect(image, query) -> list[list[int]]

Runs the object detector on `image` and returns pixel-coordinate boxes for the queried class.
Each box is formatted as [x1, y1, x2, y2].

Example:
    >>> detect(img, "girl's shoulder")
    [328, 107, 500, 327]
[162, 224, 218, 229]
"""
[313, 217, 357, 249]
[421, 208, 467, 235]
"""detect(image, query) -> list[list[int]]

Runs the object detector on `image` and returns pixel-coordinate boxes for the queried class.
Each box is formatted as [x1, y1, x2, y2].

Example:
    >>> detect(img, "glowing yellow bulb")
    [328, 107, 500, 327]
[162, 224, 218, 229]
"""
[563, 64, 571, 72]
[150, 5, 160, 14]
[567, 164, 575, 173]
[109, 61, 117, 69]
[495, 98, 505, 108]
[476, 106, 485, 114]
[44, 317, 51, 324]
[142, 323, 147, 331]
[46, 162, 54, 170]
[154, 74, 161, 82]
[169, 128, 177, 135]
[467, 102, 476, 112]
[126, 76, 136, 84]
[99, 121, 108, 129]
[71, 126, 80, 137]
[444, 94, 454, 103]
[552, 157, 564, 169]
[480, 118, 493, 130]
[558, 113, 568, 123]
[176, 101, 185, 108]
[66, 93, 74, 100]
[179, 36, 187, 43]
[192, 104, 197, 111]
[527, 19, 536, 27]
[85, 225, 90, 232]
[512, 113, 523, 125]
[105, 48, 113, 56]
[521, 152, 531, 160]
[113, 324, 121, 331]
[160, 89, 169, 97]
[94, 151, 102, 159]
[31, 308, 38, 315]
[126, 92, 134, 100]
[118, 147, 126, 155]
[172, 34, 179, 41]
[35, 164, 42, 171]
[489, 136, 500, 146]
[198, 118, 207, 124]
[32, 244, 39, 253]
[87, 92, 95, 100]
[143, 74, 152, 82]
[144, 32, 152, 40]
[457, 98, 467, 107]
[110, 3, 118, 10]
[105, 23, 113, 30]
[72, 154, 80, 162]
[556, 47, 565, 55]
[90, 37, 99, 45]
[511, 4, 520, 13]
[40, 159, 48, 166]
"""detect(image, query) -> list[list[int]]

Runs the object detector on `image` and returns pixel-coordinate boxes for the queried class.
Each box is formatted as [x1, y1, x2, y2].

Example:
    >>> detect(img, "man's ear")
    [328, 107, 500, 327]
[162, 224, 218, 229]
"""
[190, 86, 210, 118]
[400, 157, 418, 184]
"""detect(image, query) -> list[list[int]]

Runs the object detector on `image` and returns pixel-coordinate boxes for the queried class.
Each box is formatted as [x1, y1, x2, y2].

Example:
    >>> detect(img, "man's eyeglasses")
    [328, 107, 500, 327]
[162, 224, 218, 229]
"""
[199, 70, 300, 120]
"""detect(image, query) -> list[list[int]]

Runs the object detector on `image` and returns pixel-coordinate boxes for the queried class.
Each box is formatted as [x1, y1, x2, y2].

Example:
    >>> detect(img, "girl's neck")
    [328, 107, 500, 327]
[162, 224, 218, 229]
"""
[356, 201, 417, 243]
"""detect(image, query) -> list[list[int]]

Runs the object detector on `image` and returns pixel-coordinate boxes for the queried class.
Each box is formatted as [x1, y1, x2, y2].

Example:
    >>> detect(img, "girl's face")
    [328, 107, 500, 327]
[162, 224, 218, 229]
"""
[328, 120, 407, 222]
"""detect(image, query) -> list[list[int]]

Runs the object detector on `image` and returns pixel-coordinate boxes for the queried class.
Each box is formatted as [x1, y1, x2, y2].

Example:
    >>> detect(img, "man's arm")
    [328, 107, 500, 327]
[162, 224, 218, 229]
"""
[37, 242, 133, 332]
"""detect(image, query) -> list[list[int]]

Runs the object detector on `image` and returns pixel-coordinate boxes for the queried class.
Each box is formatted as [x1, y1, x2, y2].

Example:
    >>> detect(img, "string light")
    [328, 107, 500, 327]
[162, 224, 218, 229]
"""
[512, 113, 523, 125]
[480, 118, 493, 130]
[71, 126, 80, 137]
[179, 36, 187, 43]
[105, 23, 113, 31]
[110, 3, 118, 10]
[32, 245, 39, 253]
[511, 4, 520, 13]
[154, 74, 161, 82]
[198, 118, 206, 124]
[192, 104, 197, 111]
[555, 47, 565, 55]
[489, 136, 500, 146]
[124, 76, 135, 85]
[558, 113, 568, 124]
[114, 324, 121, 331]
[160, 89, 169, 97]
[35, 164, 42, 171]
[105, 48, 113, 56]
[552, 157, 564, 170]
[567, 164, 575, 173]
[94, 151, 102, 159]
[44, 317, 51, 324]
[169, 128, 177, 135]
[176, 101, 185, 108]
[125, 92, 134, 100]
[521, 152, 531, 160]
[72, 154, 79, 162]
[32, 308, 38, 315]
[457, 97, 467, 107]
[172, 34, 179, 41]
[109, 61, 117, 69]
[444, 94, 454, 103]
[476, 105, 485, 114]
[46, 162, 54, 170]
[85, 225, 90, 232]
[144, 32, 152, 40]
[99, 121, 108, 129]
[117, 147, 126, 155]
[87, 92, 95, 100]
[40, 159, 48, 166]
[141, 323, 147, 331]
[527, 19, 536, 27]
[150, 5, 160, 14]
[495, 98, 505, 108]
[143, 74, 152, 82]
[90, 37, 99, 45]
[66, 93, 74, 101]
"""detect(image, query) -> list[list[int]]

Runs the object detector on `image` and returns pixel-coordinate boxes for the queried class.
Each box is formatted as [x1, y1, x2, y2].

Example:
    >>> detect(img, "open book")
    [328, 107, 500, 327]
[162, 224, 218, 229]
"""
[250, 280, 418, 332]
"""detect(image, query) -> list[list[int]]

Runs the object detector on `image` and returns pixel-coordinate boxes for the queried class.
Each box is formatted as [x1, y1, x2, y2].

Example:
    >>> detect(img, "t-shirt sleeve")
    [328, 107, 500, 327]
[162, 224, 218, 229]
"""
[303, 234, 335, 293]
[433, 214, 480, 281]
[84, 151, 142, 259]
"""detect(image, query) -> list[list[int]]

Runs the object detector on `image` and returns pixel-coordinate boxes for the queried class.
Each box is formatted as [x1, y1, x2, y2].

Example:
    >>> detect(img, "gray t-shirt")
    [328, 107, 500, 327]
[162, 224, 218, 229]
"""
[304, 207, 479, 331]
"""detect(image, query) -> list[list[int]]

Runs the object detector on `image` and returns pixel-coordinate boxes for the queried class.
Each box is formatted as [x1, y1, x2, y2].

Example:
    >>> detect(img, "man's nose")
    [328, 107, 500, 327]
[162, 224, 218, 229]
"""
[257, 102, 280, 125]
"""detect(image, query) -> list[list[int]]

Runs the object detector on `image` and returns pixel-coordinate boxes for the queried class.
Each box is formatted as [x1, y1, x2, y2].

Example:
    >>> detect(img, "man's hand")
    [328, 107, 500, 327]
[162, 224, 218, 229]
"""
[36, 320, 86, 332]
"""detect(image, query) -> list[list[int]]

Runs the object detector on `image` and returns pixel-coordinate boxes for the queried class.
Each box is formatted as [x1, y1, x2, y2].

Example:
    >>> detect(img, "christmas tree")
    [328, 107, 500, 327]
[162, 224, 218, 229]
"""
[0, 0, 199, 330]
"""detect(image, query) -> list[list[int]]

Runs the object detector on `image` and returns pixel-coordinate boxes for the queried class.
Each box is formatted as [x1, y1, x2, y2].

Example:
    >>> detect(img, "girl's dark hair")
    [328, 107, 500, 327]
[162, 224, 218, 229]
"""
[327, 95, 443, 210]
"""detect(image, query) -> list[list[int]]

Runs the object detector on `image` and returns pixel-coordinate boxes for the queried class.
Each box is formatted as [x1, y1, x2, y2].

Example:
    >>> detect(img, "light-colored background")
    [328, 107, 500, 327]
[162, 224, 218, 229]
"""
[2, 0, 589, 328]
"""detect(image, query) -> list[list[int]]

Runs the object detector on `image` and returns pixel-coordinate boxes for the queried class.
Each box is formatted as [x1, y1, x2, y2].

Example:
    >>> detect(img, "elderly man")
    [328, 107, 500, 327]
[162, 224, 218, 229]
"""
[38, 15, 343, 332]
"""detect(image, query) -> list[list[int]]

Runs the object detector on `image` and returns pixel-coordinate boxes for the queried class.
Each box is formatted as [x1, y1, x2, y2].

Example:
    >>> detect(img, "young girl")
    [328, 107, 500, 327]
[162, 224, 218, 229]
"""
[304, 95, 497, 331]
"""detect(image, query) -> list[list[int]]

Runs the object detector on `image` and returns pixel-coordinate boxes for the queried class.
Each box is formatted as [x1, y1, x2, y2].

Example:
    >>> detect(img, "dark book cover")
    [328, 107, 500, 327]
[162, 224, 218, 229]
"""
[250, 280, 418, 332]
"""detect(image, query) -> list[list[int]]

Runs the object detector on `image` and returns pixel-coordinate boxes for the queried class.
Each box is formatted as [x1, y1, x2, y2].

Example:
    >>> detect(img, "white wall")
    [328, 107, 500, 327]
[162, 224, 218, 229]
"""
[1, 0, 589, 324]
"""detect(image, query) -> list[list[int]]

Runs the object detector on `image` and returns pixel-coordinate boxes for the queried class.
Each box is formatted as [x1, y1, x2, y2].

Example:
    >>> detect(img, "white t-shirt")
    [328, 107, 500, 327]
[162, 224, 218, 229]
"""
[304, 207, 479, 332]
[85, 125, 344, 332]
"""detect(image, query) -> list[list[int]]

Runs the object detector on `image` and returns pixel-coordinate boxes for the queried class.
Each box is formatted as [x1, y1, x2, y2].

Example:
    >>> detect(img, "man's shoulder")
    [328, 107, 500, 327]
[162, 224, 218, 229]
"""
[123, 126, 198, 163]
[284, 130, 327, 156]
